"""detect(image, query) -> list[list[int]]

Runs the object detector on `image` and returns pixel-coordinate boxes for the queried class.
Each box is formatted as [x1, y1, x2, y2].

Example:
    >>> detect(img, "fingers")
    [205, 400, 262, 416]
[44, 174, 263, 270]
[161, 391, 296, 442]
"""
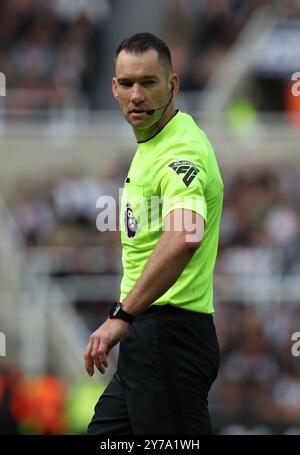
[98, 340, 109, 372]
[84, 339, 94, 376]
[84, 337, 109, 376]
[84, 318, 127, 376]
[92, 339, 105, 374]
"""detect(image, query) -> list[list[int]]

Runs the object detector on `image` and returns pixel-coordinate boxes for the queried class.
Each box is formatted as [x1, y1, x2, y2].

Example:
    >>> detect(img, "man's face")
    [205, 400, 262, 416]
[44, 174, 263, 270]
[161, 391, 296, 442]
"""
[112, 49, 172, 130]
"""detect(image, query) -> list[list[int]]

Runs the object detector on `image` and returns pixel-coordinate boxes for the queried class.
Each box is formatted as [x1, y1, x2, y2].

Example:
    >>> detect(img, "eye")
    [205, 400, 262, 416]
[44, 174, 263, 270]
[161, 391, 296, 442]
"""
[143, 80, 155, 86]
[119, 81, 132, 88]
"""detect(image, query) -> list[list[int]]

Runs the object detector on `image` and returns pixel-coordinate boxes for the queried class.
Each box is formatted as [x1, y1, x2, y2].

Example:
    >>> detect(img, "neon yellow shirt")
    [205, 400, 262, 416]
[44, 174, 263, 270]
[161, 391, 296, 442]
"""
[120, 111, 223, 314]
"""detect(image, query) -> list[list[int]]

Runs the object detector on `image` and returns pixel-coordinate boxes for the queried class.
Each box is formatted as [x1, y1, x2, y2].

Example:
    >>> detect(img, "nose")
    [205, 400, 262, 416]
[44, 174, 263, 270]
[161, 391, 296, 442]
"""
[130, 83, 144, 105]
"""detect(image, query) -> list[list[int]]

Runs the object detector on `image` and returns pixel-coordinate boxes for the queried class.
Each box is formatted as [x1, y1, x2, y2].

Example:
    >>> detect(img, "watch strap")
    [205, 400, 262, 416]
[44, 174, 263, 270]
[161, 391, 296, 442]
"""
[109, 302, 135, 324]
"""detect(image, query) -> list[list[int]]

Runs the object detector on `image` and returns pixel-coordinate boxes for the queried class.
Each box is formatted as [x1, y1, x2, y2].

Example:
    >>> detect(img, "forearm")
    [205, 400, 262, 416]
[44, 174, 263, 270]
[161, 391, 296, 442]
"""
[122, 231, 197, 316]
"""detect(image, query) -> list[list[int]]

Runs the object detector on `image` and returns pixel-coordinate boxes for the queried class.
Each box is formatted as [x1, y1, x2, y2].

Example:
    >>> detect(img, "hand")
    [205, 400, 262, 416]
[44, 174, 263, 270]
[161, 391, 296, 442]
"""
[84, 318, 129, 376]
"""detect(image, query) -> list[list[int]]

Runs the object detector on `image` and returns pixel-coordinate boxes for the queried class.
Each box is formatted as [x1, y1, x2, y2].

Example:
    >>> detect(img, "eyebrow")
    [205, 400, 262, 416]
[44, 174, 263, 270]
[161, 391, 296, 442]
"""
[117, 75, 159, 83]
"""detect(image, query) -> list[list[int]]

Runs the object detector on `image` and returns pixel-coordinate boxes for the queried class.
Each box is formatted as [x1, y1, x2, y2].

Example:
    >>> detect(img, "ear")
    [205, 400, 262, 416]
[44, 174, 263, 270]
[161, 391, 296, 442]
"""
[112, 77, 119, 100]
[170, 73, 180, 97]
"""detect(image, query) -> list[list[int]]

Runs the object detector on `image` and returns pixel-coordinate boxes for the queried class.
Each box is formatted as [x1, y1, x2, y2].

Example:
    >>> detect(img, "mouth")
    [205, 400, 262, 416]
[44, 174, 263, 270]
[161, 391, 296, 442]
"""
[129, 109, 146, 114]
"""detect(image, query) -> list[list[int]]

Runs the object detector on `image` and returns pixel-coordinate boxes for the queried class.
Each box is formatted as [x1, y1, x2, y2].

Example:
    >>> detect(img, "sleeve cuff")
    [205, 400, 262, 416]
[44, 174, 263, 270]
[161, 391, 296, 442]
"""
[162, 195, 207, 222]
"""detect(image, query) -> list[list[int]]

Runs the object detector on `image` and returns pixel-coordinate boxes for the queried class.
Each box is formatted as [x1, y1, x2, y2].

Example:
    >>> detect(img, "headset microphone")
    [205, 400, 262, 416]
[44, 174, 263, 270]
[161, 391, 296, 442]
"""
[146, 103, 168, 115]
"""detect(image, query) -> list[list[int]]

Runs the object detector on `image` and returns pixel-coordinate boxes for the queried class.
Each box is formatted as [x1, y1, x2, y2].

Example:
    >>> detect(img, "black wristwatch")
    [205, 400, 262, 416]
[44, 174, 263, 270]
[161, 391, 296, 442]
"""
[109, 302, 135, 324]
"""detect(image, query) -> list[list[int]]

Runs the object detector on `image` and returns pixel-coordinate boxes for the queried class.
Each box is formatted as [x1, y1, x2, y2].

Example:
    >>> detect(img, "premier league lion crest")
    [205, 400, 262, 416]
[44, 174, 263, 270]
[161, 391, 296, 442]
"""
[125, 203, 138, 238]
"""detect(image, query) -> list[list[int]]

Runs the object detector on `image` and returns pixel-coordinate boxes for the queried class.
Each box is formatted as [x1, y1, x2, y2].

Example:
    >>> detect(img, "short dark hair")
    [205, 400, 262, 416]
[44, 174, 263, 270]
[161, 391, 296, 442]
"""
[115, 32, 172, 72]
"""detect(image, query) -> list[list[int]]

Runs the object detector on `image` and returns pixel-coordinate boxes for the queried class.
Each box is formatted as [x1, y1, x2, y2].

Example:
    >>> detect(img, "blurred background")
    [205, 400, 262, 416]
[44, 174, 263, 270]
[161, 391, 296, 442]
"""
[1, 0, 300, 435]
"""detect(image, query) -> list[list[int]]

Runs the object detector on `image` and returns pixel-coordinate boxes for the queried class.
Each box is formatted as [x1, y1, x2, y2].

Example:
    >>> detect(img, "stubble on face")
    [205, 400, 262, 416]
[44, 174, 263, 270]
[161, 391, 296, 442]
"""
[113, 49, 171, 133]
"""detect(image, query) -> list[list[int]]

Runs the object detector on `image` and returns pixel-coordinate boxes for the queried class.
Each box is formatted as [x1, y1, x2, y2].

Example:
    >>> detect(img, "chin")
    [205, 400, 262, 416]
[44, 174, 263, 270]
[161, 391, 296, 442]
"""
[129, 118, 150, 128]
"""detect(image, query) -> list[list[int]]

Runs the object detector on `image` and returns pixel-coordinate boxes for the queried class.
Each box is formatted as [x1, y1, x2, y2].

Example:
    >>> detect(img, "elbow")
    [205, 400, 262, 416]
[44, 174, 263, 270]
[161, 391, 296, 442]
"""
[183, 238, 202, 252]
[177, 231, 202, 253]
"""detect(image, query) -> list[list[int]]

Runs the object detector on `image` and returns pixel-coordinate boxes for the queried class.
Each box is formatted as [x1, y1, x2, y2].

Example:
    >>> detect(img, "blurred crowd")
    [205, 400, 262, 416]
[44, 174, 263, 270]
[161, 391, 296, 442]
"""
[1, 0, 300, 118]
[8, 163, 123, 249]
[214, 165, 300, 433]
[219, 166, 300, 274]
[0, 366, 107, 435]
[0, 0, 109, 116]
[164, 0, 300, 92]
[213, 300, 300, 433]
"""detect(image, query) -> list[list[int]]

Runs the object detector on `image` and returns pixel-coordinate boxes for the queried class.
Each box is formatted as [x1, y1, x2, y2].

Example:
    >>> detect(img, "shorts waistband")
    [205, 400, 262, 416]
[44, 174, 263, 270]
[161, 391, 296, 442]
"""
[136, 304, 213, 320]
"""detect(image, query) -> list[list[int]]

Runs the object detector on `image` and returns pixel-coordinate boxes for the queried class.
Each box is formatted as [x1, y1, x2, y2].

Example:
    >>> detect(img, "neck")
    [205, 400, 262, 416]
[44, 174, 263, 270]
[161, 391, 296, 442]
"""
[133, 104, 176, 143]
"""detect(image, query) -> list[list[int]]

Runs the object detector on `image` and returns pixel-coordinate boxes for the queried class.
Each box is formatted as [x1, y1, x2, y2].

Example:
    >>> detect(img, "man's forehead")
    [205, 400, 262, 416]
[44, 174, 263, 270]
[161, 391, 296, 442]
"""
[115, 49, 166, 78]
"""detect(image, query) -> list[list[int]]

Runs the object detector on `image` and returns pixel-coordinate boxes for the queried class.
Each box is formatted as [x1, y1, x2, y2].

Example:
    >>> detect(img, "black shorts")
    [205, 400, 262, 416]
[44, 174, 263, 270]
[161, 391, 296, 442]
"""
[87, 304, 220, 435]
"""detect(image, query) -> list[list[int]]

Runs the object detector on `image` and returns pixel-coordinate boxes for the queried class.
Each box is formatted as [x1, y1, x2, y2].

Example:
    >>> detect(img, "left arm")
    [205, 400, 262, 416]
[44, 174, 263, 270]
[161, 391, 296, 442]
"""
[84, 209, 204, 375]
[122, 209, 204, 315]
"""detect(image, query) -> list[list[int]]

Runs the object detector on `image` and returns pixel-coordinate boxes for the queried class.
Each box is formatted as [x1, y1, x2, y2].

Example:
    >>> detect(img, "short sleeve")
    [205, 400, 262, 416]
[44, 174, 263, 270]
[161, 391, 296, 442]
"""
[153, 143, 208, 222]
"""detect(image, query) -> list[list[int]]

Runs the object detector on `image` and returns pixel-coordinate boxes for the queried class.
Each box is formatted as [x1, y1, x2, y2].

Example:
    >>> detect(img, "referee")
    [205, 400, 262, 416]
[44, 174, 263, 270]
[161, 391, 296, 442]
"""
[85, 33, 223, 435]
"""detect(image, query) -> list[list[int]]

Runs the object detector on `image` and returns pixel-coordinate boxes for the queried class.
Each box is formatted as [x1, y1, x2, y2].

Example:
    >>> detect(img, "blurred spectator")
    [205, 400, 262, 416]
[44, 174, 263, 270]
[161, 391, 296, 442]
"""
[12, 373, 67, 434]
[285, 80, 300, 128]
